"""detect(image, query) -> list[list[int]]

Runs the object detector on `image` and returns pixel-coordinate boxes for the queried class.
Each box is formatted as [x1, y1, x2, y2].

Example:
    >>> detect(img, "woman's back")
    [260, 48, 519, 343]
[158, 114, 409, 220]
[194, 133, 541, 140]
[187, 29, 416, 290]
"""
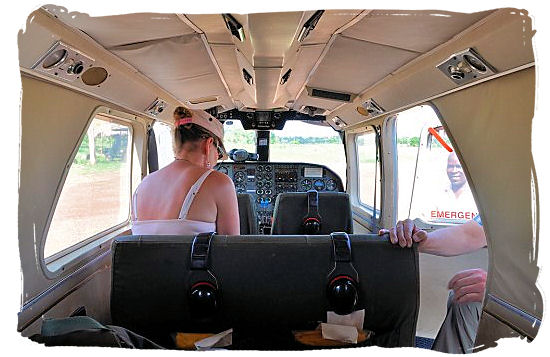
[132, 161, 239, 235]
[131, 106, 239, 236]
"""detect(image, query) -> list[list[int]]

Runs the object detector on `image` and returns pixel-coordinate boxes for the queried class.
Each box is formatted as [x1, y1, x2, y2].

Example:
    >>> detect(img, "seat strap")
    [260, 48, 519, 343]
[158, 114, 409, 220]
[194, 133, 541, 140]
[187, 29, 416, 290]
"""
[179, 170, 213, 219]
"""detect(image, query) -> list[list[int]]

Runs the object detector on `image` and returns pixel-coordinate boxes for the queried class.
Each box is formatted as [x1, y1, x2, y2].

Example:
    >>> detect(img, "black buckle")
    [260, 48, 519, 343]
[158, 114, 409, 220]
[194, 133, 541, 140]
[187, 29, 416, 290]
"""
[330, 232, 352, 262]
[190, 232, 216, 270]
[307, 190, 319, 215]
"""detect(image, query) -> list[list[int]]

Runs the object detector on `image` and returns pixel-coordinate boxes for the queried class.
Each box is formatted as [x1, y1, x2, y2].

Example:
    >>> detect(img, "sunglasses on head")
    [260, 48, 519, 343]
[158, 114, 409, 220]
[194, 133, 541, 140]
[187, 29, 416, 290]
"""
[201, 135, 223, 160]
[214, 140, 224, 160]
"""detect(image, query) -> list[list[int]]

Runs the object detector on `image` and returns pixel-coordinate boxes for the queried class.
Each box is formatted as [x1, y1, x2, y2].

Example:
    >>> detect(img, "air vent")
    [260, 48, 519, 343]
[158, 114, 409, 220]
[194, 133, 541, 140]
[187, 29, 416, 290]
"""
[357, 99, 384, 117]
[301, 105, 325, 116]
[145, 98, 167, 117]
[331, 116, 347, 129]
[222, 14, 245, 42]
[307, 87, 354, 102]
[437, 48, 495, 84]
[280, 69, 292, 85]
[298, 10, 324, 42]
[32, 41, 94, 82]
[242, 68, 254, 85]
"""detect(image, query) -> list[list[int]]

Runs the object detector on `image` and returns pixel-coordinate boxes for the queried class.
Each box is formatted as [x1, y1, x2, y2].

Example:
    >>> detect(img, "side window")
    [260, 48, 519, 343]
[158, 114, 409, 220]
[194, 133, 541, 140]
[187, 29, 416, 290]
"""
[356, 130, 381, 218]
[153, 121, 174, 169]
[44, 116, 132, 259]
[396, 105, 478, 224]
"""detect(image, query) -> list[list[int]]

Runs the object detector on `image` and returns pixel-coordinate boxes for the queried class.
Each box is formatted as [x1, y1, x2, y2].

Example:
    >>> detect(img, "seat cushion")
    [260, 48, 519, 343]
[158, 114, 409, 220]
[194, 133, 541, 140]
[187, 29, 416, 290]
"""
[237, 193, 258, 234]
[271, 192, 353, 235]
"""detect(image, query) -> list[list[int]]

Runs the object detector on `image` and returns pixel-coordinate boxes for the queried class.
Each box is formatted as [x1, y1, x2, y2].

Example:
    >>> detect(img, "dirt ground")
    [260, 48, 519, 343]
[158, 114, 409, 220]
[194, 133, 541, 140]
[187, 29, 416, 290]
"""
[44, 163, 129, 257]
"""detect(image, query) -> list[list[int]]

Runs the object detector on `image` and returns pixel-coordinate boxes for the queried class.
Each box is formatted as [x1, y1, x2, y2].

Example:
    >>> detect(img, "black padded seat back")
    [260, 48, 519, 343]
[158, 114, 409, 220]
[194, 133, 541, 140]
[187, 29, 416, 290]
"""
[111, 234, 419, 348]
[237, 193, 257, 234]
[271, 192, 353, 235]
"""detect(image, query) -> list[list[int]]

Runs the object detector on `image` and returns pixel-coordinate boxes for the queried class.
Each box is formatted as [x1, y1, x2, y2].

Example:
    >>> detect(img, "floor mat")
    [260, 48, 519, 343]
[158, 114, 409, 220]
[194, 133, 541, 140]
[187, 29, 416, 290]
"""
[415, 336, 434, 349]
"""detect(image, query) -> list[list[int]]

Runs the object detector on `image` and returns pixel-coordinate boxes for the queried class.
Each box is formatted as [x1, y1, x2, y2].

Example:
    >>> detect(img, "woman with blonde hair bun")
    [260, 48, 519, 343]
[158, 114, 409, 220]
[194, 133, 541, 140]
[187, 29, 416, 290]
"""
[131, 106, 239, 235]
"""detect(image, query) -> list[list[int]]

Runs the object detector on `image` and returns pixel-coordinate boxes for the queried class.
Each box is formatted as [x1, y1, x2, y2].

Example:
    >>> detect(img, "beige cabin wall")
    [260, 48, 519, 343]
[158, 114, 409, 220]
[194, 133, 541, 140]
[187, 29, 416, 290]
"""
[18, 74, 149, 311]
[432, 68, 541, 338]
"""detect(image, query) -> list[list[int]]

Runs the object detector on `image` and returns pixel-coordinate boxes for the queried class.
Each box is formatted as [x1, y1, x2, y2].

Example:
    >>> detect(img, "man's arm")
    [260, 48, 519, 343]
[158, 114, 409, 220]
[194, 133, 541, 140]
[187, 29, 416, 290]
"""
[420, 220, 486, 256]
[379, 218, 486, 257]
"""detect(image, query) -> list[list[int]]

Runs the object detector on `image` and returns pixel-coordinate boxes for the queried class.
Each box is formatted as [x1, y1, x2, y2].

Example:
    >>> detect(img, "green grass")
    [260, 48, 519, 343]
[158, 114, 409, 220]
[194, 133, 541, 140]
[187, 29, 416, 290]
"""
[73, 160, 124, 174]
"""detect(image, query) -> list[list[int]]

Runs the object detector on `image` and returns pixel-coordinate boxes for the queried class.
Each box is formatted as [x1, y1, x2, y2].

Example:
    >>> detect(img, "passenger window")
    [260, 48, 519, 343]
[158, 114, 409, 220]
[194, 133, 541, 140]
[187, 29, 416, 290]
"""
[396, 105, 478, 224]
[153, 121, 174, 169]
[44, 116, 132, 258]
[356, 130, 381, 218]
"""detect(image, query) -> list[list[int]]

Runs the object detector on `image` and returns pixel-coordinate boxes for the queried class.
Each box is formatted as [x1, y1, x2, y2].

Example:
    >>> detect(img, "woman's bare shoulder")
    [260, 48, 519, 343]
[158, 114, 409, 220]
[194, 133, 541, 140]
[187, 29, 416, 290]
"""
[206, 169, 234, 187]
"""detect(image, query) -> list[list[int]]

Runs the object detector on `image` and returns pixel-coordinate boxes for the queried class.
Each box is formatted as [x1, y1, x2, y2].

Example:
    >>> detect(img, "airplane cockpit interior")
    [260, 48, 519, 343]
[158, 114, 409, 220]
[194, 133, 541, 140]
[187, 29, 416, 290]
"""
[14, 3, 544, 353]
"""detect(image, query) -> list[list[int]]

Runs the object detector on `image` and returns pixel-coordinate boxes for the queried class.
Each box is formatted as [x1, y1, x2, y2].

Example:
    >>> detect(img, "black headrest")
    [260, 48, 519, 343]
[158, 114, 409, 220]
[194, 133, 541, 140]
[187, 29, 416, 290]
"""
[237, 193, 258, 234]
[271, 192, 353, 235]
[110, 234, 419, 348]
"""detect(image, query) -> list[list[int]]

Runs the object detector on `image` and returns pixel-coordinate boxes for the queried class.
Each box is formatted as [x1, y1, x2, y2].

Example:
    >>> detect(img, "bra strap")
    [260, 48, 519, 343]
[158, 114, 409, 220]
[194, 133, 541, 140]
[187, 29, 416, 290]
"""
[179, 170, 213, 219]
[132, 187, 139, 221]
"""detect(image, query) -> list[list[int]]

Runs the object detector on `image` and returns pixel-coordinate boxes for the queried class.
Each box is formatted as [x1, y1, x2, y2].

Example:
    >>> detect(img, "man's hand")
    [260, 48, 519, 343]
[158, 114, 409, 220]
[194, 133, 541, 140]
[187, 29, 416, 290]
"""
[447, 268, 487, 303]
[378, 219, 428, 248]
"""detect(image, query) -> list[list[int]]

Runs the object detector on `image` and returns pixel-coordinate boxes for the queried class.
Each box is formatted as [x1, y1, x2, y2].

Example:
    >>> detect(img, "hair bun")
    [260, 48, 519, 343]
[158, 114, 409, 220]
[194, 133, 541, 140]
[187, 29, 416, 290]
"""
[174, 106, 192, 119]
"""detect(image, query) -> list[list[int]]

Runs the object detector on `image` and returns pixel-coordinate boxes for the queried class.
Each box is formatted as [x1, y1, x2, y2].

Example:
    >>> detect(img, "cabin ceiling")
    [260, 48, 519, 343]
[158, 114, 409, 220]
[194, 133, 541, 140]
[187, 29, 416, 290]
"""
[39, 6, 496, 116]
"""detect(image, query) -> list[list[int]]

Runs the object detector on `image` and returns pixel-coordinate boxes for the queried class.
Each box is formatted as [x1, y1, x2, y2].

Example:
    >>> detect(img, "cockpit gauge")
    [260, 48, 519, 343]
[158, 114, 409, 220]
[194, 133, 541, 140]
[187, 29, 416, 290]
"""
[257, 166, 264, 172]
[265, 166, 272, 172]
[301, 179, 312, 191]
[325, 179, 336, 191]
[218, 166, 229, 175]
[234, 171, 246, 183]
[313, 179, 325, 191]
[235, 184, 246, 193]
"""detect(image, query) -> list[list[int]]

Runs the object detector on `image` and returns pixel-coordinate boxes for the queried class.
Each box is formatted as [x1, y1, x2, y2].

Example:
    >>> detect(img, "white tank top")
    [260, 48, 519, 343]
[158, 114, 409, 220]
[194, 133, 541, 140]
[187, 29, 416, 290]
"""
[131, 170, 216, 235]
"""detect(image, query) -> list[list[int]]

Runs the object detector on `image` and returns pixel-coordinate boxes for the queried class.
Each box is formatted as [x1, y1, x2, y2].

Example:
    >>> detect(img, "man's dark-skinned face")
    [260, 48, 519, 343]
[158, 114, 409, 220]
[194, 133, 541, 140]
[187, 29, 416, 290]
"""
[447, 153, 467, 193]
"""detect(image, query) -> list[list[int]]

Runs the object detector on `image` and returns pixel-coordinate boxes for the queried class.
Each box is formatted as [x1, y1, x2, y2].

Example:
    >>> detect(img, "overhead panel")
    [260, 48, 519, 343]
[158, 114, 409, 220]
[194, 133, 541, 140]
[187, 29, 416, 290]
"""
[188, 13, 255, 109]
[42, 7, 196, 48]
[342, 10, 494, 53]
[307, 35, 419, 95]
[301, 9, 363, 45]
[185, 14, 234, 44]
[293, 91, 343, 112]
[274, 44, 325, 108]
[275, 10, 361, 109]
[219, 13, 255, 66]
[248, 11, 303, 68]
[332, 10, 530, 130]
[255, 68, 283, 109]
[109, 34, 229, 108]
[247, 12, 303, 108]
[210, 45, 245, 99]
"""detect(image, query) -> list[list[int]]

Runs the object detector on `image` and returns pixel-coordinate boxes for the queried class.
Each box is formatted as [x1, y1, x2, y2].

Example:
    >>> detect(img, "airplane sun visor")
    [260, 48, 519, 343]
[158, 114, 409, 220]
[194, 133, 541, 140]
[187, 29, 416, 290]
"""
[216, 110, 325, 130]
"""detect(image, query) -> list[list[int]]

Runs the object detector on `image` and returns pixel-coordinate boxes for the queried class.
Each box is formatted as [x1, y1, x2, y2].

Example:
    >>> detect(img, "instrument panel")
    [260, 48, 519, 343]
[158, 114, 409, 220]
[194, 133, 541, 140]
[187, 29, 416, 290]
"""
[214, 162, 344, 234]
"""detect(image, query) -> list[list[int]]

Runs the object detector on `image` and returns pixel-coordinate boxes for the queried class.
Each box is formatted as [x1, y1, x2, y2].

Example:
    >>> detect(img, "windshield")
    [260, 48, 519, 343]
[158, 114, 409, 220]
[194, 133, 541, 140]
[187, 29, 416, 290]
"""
[223, 120, 256, 154]
[223, 120, 346, 186]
